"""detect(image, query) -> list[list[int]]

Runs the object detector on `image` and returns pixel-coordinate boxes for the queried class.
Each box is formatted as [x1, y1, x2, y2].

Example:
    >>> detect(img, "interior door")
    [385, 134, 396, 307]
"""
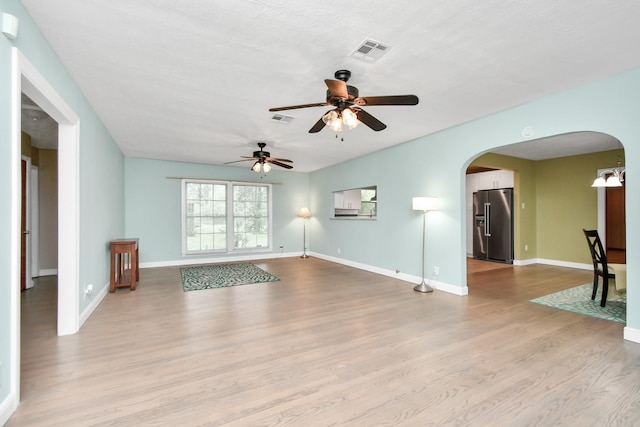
[21, 158, 34, 290]
[21, 159, 28, 289]
[605, 184, 626, 263]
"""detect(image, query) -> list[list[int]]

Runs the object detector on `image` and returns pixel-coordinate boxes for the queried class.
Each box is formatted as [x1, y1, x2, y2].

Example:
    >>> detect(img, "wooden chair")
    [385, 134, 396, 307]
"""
[583, 229, 615, 307]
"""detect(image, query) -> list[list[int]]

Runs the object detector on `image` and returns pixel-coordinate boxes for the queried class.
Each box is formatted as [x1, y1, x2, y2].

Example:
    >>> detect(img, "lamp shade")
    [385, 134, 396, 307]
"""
[591, 176, 606, 187]
[412, 197, 439, 211]
[605, 175, 622, 187]
[297, 207, 312, 218]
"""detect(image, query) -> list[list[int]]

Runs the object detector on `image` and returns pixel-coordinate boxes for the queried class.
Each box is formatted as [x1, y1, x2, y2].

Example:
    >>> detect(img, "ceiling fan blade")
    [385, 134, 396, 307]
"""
[269, 102, 327, 112]
[355, 108, 387, 131]
[268, 159, 293, 169]
[223, 159, 253, 165]
[309, 111, 331, 133]
[354, 95, 419, 106]
[266, 156, 293, 163]
[325, 79, 349, 99]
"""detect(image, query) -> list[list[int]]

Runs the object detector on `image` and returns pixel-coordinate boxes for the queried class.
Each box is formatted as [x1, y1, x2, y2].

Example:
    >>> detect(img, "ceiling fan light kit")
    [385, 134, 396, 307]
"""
[269, 69, 419, 134]
[322, 108, 360, 132]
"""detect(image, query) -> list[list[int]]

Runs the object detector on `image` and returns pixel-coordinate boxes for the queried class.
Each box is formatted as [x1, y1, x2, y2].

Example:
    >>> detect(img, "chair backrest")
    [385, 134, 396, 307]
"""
[583, 229, 609, 272]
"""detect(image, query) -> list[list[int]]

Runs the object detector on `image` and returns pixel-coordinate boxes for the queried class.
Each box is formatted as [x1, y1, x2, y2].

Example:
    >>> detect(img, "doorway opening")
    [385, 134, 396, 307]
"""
[10, 49, 81, 403]
[463, 131, 625, 289]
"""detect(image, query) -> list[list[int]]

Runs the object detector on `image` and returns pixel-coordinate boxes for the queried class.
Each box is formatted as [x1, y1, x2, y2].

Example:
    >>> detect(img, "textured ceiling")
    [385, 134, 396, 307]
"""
[19, 0, 639, 171]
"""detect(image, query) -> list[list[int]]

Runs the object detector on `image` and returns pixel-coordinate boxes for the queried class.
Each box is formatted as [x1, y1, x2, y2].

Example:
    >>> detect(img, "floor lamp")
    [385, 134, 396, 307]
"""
[412, 197, 439, 293]
[297, 207, 311, 258]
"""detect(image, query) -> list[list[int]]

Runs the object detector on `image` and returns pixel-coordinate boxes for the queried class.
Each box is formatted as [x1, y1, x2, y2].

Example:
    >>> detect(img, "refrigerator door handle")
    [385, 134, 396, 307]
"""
[484, 202, 491, 236]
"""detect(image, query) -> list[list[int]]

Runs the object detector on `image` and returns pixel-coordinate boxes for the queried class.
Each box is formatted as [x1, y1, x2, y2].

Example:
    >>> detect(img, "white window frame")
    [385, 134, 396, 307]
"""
[181, 179, 272, 255]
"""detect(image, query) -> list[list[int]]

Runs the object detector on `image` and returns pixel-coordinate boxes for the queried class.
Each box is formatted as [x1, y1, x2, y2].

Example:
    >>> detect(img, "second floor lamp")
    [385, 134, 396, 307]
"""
[297, 207, 311, 258]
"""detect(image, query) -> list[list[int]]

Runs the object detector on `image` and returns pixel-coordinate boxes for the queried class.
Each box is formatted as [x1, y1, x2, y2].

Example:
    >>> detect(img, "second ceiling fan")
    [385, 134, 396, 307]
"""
[224, 142, 293, 173]
[269, 69, 419, 133]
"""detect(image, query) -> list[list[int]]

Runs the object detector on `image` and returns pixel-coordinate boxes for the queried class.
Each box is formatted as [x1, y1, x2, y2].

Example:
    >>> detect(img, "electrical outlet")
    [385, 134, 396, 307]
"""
[525, 244, 529, 251]
[337, 248, 341, 255]
[84, 284, 93, 300]
[433, 266, 439, 275]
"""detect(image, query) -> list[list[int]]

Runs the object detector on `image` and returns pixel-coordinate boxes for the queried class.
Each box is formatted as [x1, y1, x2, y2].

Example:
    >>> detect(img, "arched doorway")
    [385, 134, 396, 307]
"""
[464, 131, 625, 285]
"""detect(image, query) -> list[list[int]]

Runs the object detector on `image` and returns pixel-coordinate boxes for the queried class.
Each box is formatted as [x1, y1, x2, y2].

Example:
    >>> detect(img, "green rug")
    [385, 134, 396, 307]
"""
[181, 262, 280, 292]
[530, 283, 626, 324]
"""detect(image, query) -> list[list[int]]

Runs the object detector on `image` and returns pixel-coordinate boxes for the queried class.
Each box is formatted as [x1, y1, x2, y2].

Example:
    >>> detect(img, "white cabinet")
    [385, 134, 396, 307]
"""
[334, 189, 361, 209]
[470, 169, 514, 190]
[343, 189, 361, 209]
[496, 169, 514, 188]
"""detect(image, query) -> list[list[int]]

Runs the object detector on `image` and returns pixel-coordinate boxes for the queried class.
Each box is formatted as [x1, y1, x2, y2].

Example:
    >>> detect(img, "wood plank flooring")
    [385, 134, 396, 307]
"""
[8, 257, 640, 426]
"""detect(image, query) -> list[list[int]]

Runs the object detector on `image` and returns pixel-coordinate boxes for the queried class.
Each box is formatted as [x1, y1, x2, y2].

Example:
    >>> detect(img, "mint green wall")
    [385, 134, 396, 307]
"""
[124, 158, 310, 262]
[310, 68, 640, 330]
[1, 0, 124, 410]
[536, 150, 624, 263]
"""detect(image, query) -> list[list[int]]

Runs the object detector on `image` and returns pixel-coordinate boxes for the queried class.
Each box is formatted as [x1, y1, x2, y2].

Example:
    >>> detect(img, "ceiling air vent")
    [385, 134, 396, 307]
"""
[350, 39, 390, 62]
[270, 113, 294, 124]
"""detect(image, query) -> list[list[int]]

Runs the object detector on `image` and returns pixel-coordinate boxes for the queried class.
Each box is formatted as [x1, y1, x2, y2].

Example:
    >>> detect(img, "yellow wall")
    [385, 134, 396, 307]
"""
[471, 149, 624, 264]
[536, 150, 624, 264]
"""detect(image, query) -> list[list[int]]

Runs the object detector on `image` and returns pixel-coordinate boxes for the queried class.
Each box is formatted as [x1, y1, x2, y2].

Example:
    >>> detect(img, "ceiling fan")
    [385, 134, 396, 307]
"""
[269, 69, 419, 133]
[224, 142, 293, 173]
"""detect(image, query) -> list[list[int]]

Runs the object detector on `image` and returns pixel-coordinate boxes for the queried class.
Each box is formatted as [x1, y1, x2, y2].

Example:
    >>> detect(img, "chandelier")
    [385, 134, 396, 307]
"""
[591, 159, 625, 187]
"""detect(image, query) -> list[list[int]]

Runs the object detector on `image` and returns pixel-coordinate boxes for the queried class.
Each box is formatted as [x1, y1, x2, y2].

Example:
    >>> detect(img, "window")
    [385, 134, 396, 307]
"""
[182, 180, 272, 255]
[359, 187, 377, 217]
[233, 184, 269, 249]
[333, 185, 377, 219]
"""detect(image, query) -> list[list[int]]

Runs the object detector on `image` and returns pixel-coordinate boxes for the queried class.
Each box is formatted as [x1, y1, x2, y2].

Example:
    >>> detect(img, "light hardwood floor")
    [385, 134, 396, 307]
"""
[8, 257, 640, 426]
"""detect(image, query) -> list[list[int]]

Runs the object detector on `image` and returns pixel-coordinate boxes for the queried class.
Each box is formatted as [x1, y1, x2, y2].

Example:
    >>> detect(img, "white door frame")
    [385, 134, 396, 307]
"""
[21, 155, 33, 289]
[30, 165, 39, 278]
[10, 48, 80, 404]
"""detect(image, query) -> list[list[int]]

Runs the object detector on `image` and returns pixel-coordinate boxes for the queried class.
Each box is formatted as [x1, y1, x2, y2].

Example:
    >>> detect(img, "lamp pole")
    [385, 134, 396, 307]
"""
[414, 209, 433, 293]
[301, 218, 309, 258]
[298, 207, 311, 258]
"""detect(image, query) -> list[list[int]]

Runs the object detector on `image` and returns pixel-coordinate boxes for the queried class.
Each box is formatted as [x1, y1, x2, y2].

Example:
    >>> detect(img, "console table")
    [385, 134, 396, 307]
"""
[110, 238, 139, 292]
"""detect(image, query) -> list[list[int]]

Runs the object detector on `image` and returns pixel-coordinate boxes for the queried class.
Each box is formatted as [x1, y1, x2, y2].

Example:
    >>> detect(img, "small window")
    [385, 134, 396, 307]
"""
[333, 186, 377, 219]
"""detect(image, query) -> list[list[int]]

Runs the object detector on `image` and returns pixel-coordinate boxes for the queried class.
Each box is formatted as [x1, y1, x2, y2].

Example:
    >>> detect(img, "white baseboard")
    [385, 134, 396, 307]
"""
[431, 279, 469, 295]
[513, 258, 537, 266]
[310, 252, 466, 296]
[39, 268, 58, 276]
[527, 258, 592, 270]
[474, 256, 591, 270]
[624, 327, 640, 344]
[0, 392, 18, 426]
[79, 281, 109, 328]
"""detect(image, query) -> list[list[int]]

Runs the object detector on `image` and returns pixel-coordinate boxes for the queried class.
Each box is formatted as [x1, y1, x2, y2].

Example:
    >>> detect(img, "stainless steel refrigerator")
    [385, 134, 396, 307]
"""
[473, 188, 514, 263]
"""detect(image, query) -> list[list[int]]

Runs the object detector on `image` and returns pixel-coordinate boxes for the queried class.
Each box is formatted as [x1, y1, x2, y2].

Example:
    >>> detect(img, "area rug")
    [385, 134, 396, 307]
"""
[530, 283, 626, 324]
[181, 262, 280, 292]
